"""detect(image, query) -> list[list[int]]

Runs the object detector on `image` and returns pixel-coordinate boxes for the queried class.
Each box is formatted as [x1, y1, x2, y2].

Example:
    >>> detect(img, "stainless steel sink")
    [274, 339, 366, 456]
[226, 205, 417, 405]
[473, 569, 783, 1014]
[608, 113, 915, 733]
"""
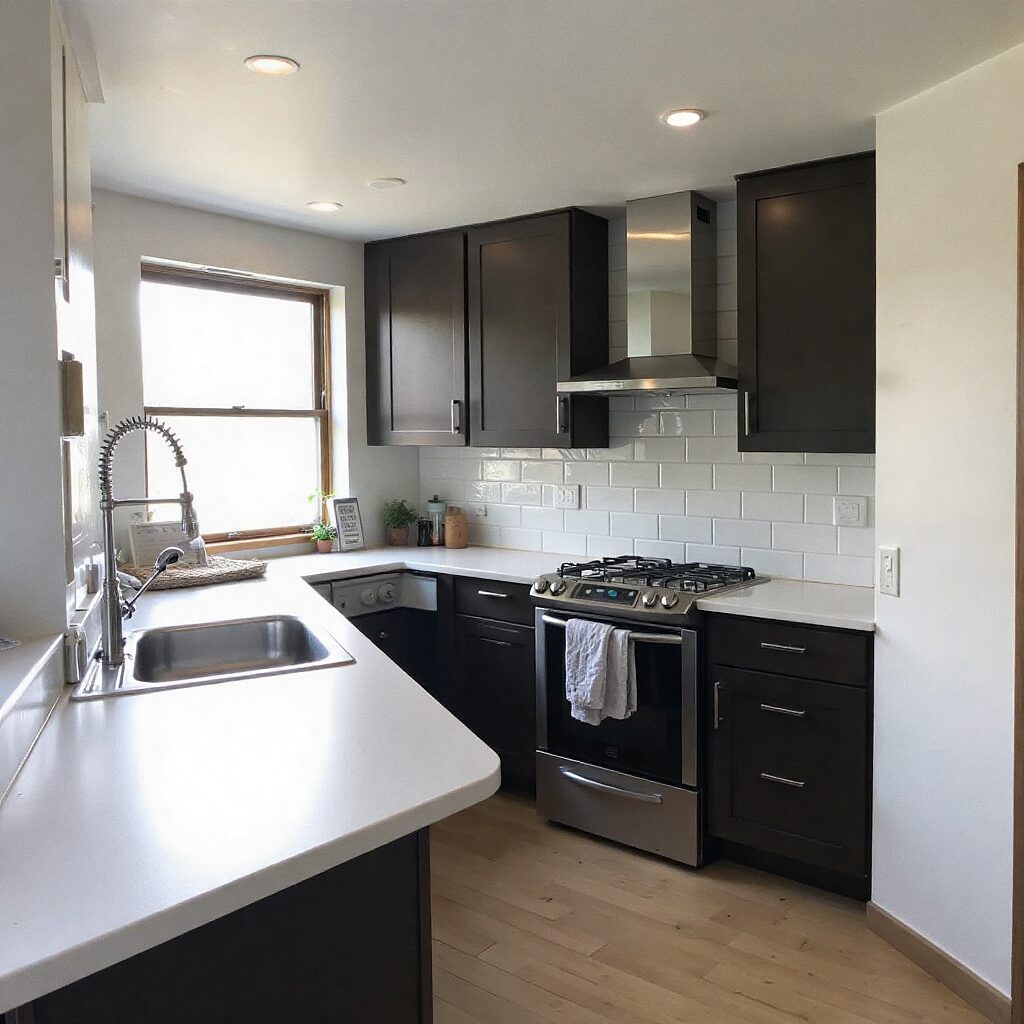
[72, 615, 354, 700]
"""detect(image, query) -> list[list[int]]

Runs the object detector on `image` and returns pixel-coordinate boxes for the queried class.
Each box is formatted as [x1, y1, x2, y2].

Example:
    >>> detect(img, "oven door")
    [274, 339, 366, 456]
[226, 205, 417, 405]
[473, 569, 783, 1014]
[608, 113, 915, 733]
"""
[535, 608, 699, 788]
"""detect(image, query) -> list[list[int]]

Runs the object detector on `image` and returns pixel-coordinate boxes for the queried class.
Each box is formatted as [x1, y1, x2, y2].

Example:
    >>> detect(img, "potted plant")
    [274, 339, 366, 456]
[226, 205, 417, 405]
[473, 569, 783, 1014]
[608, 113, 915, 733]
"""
[308, 489, 336, 553]
[382, 499, 418, 546]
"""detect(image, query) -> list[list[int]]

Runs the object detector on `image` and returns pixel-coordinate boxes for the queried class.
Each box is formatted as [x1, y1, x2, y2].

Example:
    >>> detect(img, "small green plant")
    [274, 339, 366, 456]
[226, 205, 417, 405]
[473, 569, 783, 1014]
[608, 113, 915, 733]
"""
[311, 521, 337, 542]
[382, 498, 418, 530]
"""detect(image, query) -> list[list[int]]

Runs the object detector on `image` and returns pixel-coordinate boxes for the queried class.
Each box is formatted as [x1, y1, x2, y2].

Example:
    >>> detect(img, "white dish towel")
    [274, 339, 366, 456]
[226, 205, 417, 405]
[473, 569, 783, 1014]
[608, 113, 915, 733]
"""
[565, 619, 636, 725]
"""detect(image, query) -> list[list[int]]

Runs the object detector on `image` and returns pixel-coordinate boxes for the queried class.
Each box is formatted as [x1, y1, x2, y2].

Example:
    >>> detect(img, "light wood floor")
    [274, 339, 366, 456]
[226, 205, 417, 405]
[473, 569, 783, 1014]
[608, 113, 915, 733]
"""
[430, 793, 987, 1024]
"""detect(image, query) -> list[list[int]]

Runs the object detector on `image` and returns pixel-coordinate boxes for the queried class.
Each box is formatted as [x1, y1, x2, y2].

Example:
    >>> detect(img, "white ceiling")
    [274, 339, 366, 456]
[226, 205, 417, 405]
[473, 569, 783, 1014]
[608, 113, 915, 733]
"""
[80, 0, 1024, 241]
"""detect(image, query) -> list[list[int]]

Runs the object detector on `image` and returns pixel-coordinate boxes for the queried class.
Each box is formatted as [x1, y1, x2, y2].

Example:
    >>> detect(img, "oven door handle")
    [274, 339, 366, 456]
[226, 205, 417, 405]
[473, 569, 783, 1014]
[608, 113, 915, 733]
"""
[541, 613, 683, 646]
[559, 768, 664, 804]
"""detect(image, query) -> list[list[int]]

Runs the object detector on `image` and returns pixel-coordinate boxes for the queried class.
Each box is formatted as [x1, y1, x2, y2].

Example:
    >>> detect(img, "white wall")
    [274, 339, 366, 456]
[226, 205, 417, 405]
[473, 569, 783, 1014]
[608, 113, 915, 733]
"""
[0, 1, 73, 638]
[91, 190, 418, 548]
[873, 43, 1024, 994]
[420, 207, 876, 582]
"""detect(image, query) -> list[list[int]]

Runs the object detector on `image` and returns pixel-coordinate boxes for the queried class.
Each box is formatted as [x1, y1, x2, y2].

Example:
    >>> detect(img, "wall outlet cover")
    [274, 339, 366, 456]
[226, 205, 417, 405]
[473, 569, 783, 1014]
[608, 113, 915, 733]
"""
[554, 485, 580, 510]
[833, 495, 868, 527]
[878, 545, 900, 597]
[467, 503, 487, 520]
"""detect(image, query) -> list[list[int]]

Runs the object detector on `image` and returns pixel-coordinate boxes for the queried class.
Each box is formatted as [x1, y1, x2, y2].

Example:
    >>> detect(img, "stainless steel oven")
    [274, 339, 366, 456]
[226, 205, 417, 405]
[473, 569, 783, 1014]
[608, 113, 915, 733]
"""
[534, 606, 704, 865]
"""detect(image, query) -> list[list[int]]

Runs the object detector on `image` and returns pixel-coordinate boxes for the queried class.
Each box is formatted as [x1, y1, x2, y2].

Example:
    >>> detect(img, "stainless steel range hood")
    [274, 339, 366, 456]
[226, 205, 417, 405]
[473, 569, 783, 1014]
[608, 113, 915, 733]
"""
[559, 191, 736, 395]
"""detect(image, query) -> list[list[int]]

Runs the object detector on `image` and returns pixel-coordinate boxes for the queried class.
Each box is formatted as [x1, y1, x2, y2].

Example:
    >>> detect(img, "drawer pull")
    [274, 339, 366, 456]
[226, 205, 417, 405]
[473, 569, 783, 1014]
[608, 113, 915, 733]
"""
[477, 590, 511, 599]
[559, 768, 663, 804]
[760, 703, 806, 718]
[760, 642, 807, 654]
[760, 772, 805, 789]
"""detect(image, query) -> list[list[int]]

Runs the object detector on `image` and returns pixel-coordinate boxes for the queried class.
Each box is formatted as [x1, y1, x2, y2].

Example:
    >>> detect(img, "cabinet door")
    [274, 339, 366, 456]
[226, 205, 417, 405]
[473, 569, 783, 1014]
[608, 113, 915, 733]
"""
[709, 665, 867, 876]
[467, 211, 608, 448]
[455, 615, 536, 791]
[365, 230, 467, 445]
[737, 153, 875, 453]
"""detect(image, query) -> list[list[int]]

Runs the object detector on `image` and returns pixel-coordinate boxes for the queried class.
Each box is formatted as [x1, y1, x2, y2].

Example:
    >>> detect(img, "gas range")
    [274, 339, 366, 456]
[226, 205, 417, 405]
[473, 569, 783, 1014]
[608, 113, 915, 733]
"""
[530, 556, 762, 625]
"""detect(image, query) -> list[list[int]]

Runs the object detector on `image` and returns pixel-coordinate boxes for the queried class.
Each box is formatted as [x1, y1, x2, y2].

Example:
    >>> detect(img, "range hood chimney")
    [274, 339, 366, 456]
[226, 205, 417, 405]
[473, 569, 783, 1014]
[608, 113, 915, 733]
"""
[558, 191, 736, 396]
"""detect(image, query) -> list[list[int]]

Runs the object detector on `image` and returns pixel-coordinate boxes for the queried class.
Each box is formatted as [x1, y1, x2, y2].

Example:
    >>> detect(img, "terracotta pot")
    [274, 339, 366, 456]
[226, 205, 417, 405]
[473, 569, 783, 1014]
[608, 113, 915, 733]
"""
[316, 539, 334, 553]
[387, 526, 410, 546]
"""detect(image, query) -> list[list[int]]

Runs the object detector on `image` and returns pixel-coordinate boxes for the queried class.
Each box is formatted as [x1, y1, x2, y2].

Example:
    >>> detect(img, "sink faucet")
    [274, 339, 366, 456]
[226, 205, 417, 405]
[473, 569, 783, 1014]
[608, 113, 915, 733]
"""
[99, 416, 205, 667]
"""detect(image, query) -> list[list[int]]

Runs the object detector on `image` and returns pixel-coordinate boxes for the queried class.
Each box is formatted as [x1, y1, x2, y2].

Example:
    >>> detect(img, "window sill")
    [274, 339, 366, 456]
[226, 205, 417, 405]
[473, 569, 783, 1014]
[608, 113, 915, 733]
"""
[206, 533, 314, 556]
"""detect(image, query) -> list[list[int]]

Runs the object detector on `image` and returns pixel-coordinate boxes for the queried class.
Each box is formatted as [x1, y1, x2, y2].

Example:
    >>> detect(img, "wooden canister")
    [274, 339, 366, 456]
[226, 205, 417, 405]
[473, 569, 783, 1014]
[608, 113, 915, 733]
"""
[444, 505, 468, 549]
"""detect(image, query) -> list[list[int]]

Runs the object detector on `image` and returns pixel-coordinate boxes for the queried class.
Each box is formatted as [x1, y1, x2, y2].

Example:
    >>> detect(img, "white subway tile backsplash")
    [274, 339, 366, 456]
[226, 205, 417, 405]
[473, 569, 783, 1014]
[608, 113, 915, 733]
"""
[713, 463, 772, 492]
[483, 460, 520, 481]
[565, 461, 609, 485]
[803, 553, 874, 587]
[585, 486, 635, 512]
[417, 205, 875, 582]
[773, 464, 838, 494]
[659, 410, 715, 436]
[772, 522, 837, 554]
[686, 489, 741, 518]
[659, 516, 713, 544]
[610, 512, 659, 539]
[522, 461, 563, 483]
[609, 462, 659, 487]
[563, 509, 610, 535]
[741, 491, 805, 522]
[520, 506, 564, 531]
[634, 488, 686, 514]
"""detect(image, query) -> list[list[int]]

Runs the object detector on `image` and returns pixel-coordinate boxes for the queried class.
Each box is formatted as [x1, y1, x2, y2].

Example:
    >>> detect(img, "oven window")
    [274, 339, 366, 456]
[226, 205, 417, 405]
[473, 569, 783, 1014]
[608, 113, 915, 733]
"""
[543, 627, 683, 785]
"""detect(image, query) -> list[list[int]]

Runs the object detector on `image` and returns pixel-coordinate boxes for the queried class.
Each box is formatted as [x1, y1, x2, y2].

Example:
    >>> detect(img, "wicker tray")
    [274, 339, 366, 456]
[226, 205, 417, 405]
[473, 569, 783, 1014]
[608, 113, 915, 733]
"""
[122, 555, 268, 591]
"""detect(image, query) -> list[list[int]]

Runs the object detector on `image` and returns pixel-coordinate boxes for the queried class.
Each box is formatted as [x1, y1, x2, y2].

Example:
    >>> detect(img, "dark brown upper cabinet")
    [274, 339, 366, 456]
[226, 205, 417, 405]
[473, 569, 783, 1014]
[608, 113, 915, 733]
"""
[467, 210, 608, 449]
[736, 153, 875, 453]
[365, 230, 467, 446]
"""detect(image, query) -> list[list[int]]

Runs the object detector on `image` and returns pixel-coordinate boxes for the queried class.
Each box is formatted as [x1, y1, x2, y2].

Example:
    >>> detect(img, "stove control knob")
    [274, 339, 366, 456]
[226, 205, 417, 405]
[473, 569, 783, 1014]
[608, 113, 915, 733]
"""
[550, 579, 567, 595]
[533, 577, 549, 593]
[641, 592, 658, 608]
[660, 593, 679, 609]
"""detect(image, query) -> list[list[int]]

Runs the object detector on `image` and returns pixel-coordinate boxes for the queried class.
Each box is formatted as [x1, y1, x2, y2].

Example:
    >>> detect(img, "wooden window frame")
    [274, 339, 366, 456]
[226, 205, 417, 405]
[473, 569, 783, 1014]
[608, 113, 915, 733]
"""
[140, 263, 332, 544]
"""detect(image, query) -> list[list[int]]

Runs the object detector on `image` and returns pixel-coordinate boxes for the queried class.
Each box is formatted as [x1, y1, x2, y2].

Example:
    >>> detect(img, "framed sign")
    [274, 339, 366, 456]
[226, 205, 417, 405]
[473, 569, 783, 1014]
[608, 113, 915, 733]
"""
[129, 520, 196, 567]
[332, 497, 365, 552]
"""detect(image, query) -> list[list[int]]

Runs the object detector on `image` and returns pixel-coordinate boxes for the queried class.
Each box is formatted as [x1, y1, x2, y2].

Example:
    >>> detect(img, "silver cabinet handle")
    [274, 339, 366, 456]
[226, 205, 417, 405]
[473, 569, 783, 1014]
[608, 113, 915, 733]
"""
[760, 772, 805, 789]
[477, 589, 510, 599]
[480, 636, 512, 648]
[556, 395, 569, 433]
[559, 768, 663, 804]
[760, 642, 807, 654]
[714, 681, 721, 730]
[541, 613, 682, 645]
[743, 391, 751, 436]
[760, 703, 806, 718]
[450, 398, 462, 434]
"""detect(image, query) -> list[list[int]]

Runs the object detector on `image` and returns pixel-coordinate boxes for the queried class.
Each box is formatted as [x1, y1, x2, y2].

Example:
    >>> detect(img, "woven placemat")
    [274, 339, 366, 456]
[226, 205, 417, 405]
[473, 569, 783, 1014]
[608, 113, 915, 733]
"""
[122, 555, 268, 591]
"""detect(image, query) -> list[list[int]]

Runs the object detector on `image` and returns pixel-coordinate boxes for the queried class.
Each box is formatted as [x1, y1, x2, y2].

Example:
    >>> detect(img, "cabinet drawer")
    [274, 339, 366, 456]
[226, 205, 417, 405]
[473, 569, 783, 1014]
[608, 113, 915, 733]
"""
[454, 576, 534, 625]
[709, 666, 867, 876]
[707, 615, 869, 687]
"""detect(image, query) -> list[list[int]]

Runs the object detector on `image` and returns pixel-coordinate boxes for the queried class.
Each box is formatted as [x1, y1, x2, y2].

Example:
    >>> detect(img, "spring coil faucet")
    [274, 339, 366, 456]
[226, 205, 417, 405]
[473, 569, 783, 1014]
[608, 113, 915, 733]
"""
[98, 416, 205, 666]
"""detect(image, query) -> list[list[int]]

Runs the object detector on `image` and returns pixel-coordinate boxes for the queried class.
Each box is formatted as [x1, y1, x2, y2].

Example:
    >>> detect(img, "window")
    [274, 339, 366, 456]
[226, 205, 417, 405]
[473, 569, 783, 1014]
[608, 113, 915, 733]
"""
[140, 265, 331, 541]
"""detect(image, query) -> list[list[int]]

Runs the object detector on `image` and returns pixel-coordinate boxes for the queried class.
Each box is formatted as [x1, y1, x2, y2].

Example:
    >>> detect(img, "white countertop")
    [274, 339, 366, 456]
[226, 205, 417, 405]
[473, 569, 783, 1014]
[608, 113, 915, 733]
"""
[282, 545, 875, 632]
[0, 569, 500, 1012]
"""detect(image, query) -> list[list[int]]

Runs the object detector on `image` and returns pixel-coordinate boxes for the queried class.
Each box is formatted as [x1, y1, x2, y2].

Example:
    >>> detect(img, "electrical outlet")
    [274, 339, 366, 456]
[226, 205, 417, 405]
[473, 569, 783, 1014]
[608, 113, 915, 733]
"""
[467, 503, 487, 520]
[878, 545, 900, 596]
[833, 495, 868, 527]
[554, 485, 580, 510]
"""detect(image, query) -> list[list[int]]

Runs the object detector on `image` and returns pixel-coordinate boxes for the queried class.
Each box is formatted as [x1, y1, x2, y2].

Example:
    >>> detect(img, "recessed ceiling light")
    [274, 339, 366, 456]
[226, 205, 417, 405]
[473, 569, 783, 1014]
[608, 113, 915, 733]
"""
[368, 177, 407, 190]
[243, 54, 300, 76]
[306, 200, 342, 213]
[661, 108, 705, 128]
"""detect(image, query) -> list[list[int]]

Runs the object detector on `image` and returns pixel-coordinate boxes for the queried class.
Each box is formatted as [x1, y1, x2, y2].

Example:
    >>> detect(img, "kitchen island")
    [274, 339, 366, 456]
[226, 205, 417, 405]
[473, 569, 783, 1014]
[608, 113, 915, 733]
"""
[0, 569, 499, 1019]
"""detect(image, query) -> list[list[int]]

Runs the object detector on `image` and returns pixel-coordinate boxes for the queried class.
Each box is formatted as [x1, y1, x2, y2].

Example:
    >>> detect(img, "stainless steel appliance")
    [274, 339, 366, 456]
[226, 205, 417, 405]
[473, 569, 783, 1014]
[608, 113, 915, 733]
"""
[532, 557, 760, 866]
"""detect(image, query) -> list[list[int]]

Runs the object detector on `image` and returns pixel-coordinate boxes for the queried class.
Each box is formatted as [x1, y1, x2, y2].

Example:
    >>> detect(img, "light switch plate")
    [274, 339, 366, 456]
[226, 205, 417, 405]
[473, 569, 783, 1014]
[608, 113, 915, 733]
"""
[878, 545, 900, 596]
[833, 495, 868, 527]
[554, 485, 580, 510]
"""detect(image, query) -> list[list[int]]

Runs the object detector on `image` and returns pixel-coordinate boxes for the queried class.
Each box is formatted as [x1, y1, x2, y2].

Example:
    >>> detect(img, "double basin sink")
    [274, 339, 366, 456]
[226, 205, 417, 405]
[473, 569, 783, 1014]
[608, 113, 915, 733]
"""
[72, 615, 354, 700]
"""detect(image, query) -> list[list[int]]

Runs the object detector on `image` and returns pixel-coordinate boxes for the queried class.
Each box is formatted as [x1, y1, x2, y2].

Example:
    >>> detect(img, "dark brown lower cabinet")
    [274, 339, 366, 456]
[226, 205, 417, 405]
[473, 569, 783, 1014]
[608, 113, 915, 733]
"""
[455, 614, 536, 792]
[20, 832, 432, 1024]
[710, 665, 867, 878]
